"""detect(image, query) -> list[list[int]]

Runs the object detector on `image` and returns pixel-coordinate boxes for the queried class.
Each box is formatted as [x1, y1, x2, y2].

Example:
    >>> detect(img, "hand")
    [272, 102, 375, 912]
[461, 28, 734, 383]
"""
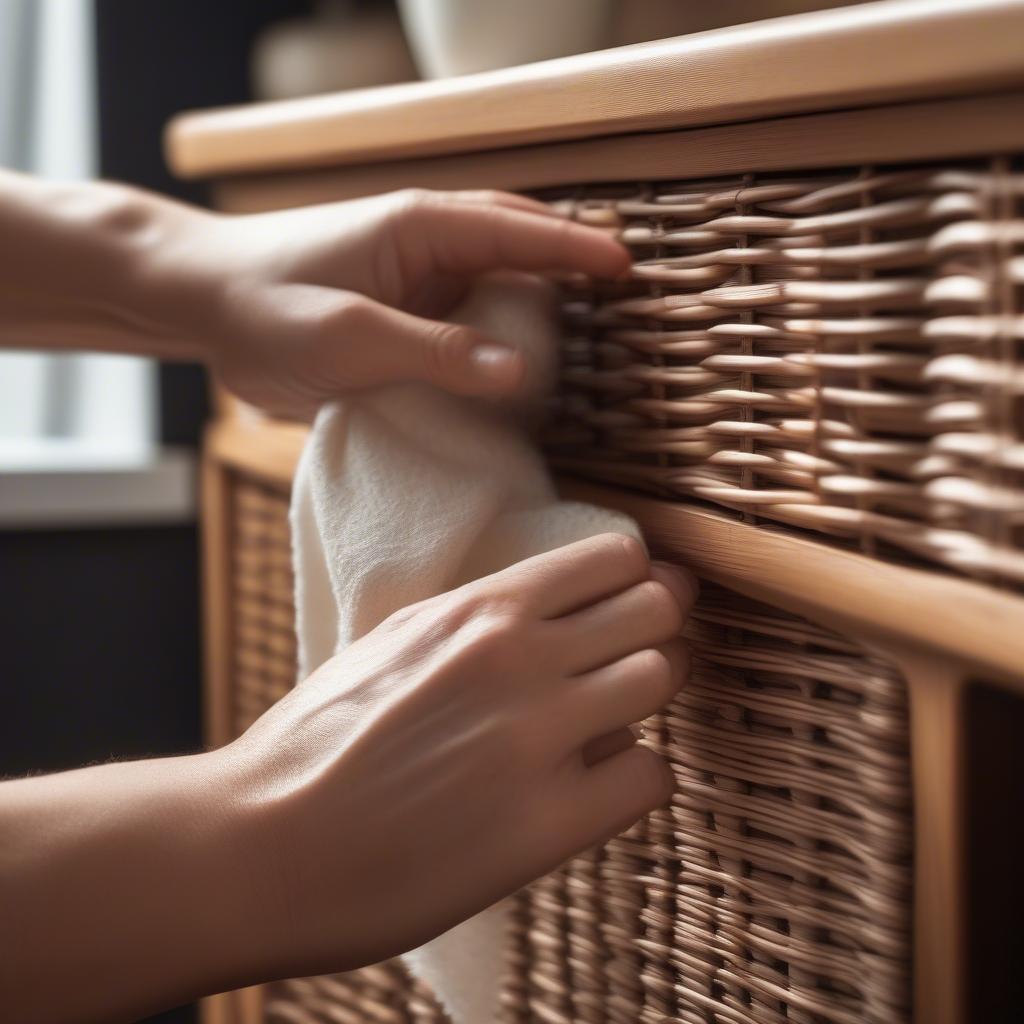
[218, 534, 696, 977]
[4, 174, 629, 412]
[155, 188, 630, 416]
[0, 535, 695, 1022]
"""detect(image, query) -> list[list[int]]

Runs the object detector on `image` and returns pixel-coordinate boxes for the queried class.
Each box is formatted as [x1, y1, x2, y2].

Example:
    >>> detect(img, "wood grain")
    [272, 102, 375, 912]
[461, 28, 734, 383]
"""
[166, 0, 1024, 180]
[559, 479, 1024, 693]
[206, 415, 306, 493]
[210, 90, 1024, 212]
[901, 658, 968, 1024]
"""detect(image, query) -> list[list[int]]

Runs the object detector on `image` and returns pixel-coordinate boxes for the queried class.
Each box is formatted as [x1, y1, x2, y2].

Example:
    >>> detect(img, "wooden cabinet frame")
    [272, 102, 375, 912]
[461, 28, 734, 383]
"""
[170, 3, 1024, 1021]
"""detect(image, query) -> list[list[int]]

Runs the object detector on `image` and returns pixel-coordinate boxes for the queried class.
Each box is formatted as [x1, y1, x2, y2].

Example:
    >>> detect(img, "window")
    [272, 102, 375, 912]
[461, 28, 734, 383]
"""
[0, 0, 191, 525]
[0, 0, 155, 471]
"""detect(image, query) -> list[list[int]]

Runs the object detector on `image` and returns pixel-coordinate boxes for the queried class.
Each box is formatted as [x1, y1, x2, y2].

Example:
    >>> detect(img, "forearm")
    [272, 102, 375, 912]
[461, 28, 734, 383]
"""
[0, 168, 212, 360]
[0, 750, 270, 1023]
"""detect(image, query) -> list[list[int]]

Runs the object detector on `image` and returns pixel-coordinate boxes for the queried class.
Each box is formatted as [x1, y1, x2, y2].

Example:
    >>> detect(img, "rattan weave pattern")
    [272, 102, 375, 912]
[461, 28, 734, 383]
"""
[228, 475, 912, 1024]
[230, 476, 449, 1024]
[502, 582, 912, 1024]
[543, 159, 1024, 584]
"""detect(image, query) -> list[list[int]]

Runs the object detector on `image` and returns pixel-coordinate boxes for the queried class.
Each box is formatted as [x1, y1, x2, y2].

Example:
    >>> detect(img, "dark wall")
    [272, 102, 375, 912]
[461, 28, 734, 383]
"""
[1, 3, 309, 1022]
[0, 526, 203, 777]
[966, 681, 1024, 1019]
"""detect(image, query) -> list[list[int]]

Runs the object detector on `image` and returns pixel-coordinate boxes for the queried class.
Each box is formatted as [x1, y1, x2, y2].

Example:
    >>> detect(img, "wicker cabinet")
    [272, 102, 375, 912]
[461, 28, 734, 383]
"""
[169, 2, 1024, 1021]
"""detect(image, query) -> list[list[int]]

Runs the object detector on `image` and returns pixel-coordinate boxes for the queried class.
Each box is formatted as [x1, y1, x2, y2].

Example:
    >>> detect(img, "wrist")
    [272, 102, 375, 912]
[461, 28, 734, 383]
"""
[109, 184, 226, 363]
[169, 745, 286, 992]
[51, 177, 224, 362]
[201, 736, 322, 983]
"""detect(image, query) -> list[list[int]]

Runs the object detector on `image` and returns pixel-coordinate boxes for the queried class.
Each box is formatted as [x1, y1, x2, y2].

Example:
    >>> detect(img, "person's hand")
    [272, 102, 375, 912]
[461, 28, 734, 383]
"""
[154, 188, 630, 417]
[216, 534, 696, 977]
[0, 533, 695, 1023]
[5, 174, 628, 410]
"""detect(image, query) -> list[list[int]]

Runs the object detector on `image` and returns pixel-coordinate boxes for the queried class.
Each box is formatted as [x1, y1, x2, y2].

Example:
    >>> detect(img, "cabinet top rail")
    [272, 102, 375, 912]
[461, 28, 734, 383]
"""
[166, 0, 1024, 180]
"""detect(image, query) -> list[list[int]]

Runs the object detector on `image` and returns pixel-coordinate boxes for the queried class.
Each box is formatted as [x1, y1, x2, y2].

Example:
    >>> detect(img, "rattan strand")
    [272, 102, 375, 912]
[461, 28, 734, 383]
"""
[542, 159, 1024, 585]
[231, 477, 450, 1023]
[502, 582, 911, 1024]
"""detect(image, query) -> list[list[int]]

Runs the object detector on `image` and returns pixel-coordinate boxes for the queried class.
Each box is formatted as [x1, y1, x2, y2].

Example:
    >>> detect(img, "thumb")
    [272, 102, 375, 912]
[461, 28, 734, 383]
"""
[321, 295, 526, 397]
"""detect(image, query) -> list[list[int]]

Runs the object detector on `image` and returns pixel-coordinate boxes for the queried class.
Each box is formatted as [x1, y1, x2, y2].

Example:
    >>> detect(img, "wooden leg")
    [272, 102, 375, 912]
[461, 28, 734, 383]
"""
[200, 448, 234, 751]
[201, 452, 267, 1022]
[900, 653, 967, 1024]
[236, 985, 266, 1023]
[199, 991, 236, 1024]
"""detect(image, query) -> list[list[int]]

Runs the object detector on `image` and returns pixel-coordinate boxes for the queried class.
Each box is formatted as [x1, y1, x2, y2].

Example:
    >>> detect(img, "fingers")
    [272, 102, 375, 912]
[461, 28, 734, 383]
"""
[582, 726, 637, 767]
[297, 290, 527, 397]
[557, 574, 693, 674]
[449, 189, 563, 220]
[397, 192, 630, 280]
[567, 639, 689, 750]
[556, 745, 674, 853]
[477, 533, 650, 619]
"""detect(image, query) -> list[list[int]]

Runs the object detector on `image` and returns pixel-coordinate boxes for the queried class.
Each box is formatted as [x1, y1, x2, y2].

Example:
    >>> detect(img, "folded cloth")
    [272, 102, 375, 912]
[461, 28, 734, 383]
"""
[290, 272, 640, 1022]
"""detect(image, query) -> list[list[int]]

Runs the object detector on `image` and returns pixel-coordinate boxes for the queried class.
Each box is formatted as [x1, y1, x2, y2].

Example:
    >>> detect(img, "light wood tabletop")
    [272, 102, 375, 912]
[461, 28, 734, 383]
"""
[166, 0, 1024, 180]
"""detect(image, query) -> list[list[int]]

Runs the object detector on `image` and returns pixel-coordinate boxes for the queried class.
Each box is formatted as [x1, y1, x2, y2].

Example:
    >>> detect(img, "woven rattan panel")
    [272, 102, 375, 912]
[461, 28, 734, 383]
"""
[543, 158, 1024, 585]
[503, 582, 912, 1024]
[228, 474, 912, 1024]
[230, 476, 449, 1023]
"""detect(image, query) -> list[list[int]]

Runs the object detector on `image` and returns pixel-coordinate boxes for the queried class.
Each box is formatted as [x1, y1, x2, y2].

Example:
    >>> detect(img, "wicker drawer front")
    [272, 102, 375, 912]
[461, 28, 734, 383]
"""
[504, 583, 911, 1024]
[544, 158, 1023, 586]
[227, 476, 912, 1024]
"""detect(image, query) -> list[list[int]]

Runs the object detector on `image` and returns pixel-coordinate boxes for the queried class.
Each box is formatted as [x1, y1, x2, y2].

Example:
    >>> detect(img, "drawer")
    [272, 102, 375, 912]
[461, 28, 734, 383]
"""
[216, 471, 914, 1024]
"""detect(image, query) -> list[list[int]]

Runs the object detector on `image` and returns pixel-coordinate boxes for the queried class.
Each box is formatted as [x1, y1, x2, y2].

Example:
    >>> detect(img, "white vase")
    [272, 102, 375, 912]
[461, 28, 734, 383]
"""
[397, 0, 616, 79]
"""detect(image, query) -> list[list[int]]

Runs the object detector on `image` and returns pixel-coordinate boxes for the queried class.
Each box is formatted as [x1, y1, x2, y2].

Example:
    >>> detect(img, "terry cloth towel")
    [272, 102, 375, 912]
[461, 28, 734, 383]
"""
[290, 272, 641, 1023]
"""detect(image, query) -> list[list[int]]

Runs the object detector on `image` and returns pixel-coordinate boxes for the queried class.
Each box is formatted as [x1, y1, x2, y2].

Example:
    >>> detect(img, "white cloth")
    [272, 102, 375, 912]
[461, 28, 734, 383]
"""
[290, 273, 640, 1022]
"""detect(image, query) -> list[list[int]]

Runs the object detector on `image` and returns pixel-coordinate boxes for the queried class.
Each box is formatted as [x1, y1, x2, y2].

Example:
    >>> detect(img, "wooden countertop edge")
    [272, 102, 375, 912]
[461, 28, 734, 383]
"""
[205, 415, 1024, 689]
[167, 0, 1024, 180]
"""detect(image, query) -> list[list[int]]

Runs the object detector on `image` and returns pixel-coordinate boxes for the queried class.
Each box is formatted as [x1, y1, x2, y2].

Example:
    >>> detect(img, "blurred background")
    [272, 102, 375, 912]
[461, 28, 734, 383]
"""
[0, 2, 858, 1021]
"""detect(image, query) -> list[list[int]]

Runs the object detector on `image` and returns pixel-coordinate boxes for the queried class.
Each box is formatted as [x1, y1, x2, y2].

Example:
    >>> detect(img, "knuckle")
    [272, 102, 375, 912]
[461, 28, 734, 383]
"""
[594, 532, 648, 577]
[616, 533, 648, 569]
[420, 321, 473, 382]
[636, 580, 684, 632]
[555, 214, 577, 254]
[393, 186, 431, 210]
[448, 589, 528, 655]
[389, 187, 441, 224]
[434, 589, 480, 630]
[477, 607, 524, 648]
[380, 603, 416, 630]
[636, 647, 673, 693]
[382, 593, 438, 630]
[323, 292, 373, 337]
[457, 578, 526, 617]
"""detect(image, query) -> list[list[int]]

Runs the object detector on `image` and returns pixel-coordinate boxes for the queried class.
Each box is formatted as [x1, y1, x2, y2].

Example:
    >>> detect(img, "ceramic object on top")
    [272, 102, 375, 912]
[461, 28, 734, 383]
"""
[397, 0, 615, 79]
[252, 8, 418, 101]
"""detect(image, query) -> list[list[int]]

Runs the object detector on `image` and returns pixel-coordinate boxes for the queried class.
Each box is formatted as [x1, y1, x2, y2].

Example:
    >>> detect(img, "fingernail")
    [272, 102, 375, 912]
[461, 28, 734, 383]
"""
[470, 344, 521, 385]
